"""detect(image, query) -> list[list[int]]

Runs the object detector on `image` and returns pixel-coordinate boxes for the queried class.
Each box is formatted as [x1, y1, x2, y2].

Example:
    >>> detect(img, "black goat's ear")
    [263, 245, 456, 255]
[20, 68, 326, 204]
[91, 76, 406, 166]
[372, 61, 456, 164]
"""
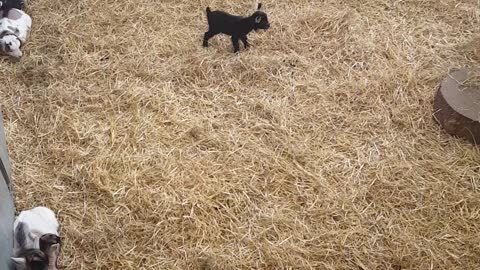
[257, 3, 262, 10]
[11, 257, 27, 266]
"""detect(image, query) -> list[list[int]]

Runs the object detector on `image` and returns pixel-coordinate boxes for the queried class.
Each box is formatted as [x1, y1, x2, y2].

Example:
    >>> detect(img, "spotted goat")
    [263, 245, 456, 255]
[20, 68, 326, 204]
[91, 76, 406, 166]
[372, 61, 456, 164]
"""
[0, 8, 31, 61]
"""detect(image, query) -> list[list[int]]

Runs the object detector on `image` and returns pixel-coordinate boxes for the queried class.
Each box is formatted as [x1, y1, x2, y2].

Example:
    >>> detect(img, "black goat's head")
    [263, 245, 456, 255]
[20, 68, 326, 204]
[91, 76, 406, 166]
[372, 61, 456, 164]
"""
[39, 234, 61, 253]
[11, 249, 49, 270]
[252, 3, 270, 30]
[39, 234, 61, 270]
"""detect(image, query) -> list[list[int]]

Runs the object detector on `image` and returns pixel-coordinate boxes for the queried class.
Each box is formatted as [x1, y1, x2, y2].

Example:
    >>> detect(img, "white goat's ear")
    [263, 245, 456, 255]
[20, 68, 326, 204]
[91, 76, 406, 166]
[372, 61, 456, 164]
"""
[11, 257, 27, 269]
[255, 16, 262, 23]
[257, 3, 262, 10]
[29, 229, 43, 240]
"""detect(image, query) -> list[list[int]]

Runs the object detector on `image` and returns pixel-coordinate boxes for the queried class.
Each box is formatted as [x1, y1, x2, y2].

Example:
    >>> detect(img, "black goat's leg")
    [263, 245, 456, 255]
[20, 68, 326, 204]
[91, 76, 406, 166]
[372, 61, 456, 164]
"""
[240, 36, 249, 49]
[203, 31, 216, 47]
[231, 36, 240, 53]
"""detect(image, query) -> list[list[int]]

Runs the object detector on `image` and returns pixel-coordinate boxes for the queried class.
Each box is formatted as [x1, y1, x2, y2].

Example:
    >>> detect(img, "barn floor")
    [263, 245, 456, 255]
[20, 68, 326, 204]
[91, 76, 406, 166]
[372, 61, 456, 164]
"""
[1, 0, 479, 269]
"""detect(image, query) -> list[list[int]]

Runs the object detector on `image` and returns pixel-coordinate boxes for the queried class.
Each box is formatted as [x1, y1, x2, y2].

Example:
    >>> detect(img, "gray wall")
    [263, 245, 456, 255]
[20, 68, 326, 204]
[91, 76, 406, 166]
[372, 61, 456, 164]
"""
[0, 112, 13, 270]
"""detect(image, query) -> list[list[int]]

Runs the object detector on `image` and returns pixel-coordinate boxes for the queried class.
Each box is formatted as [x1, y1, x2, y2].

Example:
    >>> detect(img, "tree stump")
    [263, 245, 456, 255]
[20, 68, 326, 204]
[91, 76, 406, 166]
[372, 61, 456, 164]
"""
[433, 68, 480, 145]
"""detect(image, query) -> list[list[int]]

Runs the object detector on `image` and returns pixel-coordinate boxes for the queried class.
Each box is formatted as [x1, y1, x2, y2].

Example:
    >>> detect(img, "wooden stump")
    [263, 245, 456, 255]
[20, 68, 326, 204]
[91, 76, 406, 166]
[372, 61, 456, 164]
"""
[433, 68, 480, 145]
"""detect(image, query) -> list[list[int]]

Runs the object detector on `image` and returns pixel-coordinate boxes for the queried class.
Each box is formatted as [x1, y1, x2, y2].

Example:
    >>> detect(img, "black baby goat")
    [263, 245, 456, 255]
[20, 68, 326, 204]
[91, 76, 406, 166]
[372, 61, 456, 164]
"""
[203, 3, 270, 53]
[0, 0, 25, 17]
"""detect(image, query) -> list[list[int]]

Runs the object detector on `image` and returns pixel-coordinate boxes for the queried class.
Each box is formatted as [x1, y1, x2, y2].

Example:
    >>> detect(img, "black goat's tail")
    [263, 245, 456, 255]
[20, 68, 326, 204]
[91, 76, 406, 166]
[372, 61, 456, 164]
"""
[206, 7, 211, 14]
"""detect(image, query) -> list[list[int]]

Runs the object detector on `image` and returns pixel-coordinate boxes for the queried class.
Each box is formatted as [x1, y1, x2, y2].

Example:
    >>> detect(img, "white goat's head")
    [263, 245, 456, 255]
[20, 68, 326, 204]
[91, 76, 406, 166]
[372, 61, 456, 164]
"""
[0, 34, 22, 60]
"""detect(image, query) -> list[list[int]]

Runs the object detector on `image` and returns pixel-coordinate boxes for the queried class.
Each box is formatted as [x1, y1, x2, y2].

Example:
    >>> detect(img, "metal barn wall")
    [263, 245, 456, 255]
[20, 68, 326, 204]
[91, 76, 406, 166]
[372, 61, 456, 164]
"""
[0, 112, 13, 270]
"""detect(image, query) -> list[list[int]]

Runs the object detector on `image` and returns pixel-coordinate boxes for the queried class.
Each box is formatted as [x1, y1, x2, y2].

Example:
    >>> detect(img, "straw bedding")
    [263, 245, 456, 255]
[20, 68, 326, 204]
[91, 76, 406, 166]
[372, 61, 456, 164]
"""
[1, 0, 479, 269]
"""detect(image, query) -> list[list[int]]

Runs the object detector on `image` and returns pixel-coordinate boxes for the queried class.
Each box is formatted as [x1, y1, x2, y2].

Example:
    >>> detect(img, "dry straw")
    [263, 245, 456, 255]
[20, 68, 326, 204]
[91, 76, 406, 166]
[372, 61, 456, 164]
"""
[1, 0, 479, 269]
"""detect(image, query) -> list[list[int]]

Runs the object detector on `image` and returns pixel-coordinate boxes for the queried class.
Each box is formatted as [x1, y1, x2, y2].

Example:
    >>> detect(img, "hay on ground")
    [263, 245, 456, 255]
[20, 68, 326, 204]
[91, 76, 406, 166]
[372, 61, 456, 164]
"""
[1, 0, 479, 269]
